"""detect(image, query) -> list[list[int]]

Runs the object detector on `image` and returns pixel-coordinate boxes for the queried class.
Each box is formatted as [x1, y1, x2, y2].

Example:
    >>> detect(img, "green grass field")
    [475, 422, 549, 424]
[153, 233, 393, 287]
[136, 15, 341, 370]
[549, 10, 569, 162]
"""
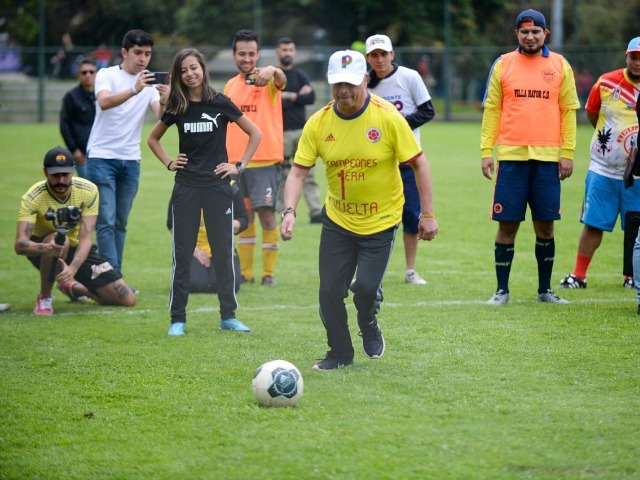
[0, 121, 638, 479]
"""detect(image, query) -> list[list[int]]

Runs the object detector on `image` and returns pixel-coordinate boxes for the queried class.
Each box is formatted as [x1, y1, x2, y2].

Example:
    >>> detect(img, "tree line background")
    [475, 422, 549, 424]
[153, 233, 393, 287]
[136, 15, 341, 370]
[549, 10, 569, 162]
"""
[2, 0, 639, 51]
[1, 0, 638, 123]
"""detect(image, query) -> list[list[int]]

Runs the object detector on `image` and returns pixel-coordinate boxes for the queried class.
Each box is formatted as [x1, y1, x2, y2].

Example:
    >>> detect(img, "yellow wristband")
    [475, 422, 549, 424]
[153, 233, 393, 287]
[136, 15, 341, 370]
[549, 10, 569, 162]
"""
[420, 213, 435, 219]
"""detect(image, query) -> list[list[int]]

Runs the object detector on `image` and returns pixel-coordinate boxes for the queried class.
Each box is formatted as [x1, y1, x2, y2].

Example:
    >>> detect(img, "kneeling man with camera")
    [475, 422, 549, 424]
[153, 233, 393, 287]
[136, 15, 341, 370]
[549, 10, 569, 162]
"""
[15, 146, 137, 315]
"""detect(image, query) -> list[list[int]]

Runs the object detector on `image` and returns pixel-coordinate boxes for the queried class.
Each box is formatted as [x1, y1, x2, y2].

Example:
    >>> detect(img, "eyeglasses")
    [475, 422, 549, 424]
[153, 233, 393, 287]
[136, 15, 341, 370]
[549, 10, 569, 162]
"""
[81, 70, 97, 75]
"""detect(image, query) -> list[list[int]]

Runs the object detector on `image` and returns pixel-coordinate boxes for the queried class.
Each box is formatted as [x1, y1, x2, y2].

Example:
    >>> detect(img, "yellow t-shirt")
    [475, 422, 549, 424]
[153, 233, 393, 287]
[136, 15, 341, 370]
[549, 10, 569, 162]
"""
[18, 177, 99, 247]
[295, 93, 422, 235]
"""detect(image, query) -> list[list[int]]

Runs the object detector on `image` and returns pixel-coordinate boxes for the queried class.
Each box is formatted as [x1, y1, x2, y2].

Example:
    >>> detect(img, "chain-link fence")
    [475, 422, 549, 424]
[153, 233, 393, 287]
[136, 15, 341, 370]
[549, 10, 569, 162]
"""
[0, 43, 629, 123]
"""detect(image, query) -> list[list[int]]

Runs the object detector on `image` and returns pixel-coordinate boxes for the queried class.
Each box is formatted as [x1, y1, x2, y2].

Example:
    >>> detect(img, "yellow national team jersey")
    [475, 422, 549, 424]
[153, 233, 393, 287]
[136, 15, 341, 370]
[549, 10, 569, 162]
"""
[295, 93, 422, 235]
[195, 212, 211, 257]
[18, 177, 99, 247]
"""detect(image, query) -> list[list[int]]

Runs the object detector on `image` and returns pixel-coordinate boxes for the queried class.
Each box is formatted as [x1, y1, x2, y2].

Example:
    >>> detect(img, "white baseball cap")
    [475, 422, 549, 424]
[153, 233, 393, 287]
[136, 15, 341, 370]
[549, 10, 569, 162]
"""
[627, 37, 640, 54]
[327, 50, 367, 85]
[365, 34, 393, 54]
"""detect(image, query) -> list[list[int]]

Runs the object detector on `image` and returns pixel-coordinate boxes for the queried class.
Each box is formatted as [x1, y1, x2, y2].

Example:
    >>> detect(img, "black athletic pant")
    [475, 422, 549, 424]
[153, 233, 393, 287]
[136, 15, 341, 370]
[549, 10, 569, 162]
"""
[170, 182, 237, 322]
[318, 212, 397, 358]
[624, 211, 640, 277]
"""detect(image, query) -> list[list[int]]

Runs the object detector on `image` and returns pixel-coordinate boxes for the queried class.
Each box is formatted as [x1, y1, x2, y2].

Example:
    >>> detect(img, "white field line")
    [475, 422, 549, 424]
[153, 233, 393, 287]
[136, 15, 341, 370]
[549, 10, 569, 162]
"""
[2, 296, 632, 318]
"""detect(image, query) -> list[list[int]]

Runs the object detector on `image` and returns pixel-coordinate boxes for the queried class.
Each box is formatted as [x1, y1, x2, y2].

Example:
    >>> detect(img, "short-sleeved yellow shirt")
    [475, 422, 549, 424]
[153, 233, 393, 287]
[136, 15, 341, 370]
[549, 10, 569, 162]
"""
[18, 177, 99, 247]
[295, 93, 422, 235]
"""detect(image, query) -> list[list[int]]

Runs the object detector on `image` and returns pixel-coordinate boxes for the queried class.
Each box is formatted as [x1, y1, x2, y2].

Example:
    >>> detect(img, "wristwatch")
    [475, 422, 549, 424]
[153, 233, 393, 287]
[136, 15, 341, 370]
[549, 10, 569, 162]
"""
[280, 207, 296, 218]
[236, 162, 246, 174]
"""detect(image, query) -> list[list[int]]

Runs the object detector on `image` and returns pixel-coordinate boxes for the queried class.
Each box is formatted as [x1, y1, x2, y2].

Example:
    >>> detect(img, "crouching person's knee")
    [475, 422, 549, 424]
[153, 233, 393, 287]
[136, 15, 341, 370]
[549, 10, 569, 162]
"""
[97, 279, 137, 307]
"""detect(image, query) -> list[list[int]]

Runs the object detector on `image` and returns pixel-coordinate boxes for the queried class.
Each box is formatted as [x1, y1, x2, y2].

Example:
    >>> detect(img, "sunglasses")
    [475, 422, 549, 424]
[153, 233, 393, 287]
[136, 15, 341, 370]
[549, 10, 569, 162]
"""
[81, 70, 97, 75]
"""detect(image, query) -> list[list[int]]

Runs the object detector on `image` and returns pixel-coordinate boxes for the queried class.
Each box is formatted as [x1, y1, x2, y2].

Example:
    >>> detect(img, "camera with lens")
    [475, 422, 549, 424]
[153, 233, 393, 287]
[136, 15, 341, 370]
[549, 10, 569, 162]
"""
[45, 206, 81, 227]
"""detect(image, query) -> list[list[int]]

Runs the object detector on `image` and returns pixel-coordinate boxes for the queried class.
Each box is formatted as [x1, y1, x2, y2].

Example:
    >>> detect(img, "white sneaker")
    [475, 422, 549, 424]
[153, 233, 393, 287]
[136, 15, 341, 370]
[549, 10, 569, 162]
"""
[405, 270, 427, 285]
[486, 290, 509, 305]
[536, 290, 569, 304]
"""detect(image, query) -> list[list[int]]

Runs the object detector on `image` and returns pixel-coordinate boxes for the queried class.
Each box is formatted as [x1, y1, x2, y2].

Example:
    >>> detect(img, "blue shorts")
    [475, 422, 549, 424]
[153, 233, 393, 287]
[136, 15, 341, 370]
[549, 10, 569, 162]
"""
[581, 170, 640, 231]
[400, 167, 421, 234]
[491, 160, 560, 222]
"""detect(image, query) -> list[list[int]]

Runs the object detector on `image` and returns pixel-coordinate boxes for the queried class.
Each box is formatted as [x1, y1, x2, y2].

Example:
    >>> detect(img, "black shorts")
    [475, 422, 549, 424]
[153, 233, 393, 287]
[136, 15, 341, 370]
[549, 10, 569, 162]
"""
[28, 242, 121, 293]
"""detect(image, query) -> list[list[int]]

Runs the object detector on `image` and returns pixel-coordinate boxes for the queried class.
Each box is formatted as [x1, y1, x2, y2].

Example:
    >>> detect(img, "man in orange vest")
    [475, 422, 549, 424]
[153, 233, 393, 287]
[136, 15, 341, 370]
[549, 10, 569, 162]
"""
[224, 30, 287, 287]
[480, 9, 580, 305]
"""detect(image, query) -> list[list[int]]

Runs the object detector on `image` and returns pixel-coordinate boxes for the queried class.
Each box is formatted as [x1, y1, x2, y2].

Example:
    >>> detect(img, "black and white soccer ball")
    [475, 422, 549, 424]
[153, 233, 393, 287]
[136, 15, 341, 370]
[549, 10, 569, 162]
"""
[252, 360, 304, 407]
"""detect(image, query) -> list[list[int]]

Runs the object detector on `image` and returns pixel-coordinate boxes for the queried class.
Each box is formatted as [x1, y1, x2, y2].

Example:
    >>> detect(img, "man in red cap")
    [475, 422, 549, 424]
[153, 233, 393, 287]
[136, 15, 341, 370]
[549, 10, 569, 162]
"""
[15, 146, 137, 315]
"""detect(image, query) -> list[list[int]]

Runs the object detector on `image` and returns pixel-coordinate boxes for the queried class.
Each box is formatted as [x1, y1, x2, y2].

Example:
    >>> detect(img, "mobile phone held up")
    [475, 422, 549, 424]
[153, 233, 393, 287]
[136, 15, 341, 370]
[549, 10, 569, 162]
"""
[245, 72, 257, 85]
[152, 72, 169, 84]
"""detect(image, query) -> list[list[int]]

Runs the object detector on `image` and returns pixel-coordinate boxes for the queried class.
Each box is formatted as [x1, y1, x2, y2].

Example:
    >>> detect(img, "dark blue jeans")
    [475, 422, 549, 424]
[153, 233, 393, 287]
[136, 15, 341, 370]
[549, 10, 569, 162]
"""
[88, 158, 140, 275]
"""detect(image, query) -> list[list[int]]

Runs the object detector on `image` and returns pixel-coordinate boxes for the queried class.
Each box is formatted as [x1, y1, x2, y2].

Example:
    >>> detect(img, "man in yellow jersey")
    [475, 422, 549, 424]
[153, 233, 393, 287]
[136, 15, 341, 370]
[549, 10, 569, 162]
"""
[281, 50, 438, 371]
[224, 29, 286, 287]
[15, 146, 137, 315]
[481, 9, 580, 306]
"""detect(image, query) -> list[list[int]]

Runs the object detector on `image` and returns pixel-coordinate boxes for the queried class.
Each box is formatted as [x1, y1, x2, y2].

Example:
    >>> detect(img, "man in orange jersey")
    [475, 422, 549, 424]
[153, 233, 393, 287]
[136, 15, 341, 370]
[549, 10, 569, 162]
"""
[559, 38, 640, 291]
[480, 9, 580, 306]
[224, 30, 287, 287]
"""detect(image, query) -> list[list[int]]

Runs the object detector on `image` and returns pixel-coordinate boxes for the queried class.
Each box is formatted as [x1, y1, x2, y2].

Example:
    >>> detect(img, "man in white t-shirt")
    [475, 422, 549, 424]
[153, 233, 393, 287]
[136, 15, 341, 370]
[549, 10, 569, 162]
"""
[86, 29, 168, 276]
[365, 34, 436, 285]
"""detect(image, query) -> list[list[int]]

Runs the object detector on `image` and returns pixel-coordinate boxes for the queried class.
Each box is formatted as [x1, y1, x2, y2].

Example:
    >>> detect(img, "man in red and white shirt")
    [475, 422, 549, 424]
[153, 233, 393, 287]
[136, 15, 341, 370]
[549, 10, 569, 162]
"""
[559, 37, 640, 290]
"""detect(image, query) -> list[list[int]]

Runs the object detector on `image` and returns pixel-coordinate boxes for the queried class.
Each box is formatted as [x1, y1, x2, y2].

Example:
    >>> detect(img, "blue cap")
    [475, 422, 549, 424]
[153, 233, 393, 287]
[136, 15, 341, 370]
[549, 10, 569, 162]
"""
[626, 37, 640, 54]
[516, 9, 546, 30]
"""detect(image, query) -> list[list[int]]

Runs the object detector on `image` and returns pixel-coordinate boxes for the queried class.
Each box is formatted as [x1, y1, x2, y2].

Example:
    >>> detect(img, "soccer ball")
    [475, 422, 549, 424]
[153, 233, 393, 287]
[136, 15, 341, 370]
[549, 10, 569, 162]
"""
[252, 360, 304, 407]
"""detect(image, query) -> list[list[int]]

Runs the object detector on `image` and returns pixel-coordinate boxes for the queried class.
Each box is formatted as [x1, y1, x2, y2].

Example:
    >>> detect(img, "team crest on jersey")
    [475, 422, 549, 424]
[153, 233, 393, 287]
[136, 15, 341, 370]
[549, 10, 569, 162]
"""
[366, 127, 381, 143]
[611, 87, 621, 101]
[493, 203, 503, 214]
[541, 70, 555, 84]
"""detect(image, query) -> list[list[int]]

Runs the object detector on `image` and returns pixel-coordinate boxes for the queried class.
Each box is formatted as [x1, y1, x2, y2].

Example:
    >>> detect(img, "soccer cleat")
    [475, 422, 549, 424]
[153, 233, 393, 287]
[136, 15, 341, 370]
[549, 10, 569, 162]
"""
[358, 318, 385, 359]
[33, 294, 54, 316]
[536, 289, 570, 304]
[558, 274, 587, 289]
[220, 318, 251, 333]
[623, 276, 635, 289]
[168, 322, 185, 336]
[404, 270, 427, 285]
[486, 290, 509, 305]
[261, 275, 277, 287]
[312, 353, 354, 371]
[57, 281, 91, 303]
[240, 276, 254, 284]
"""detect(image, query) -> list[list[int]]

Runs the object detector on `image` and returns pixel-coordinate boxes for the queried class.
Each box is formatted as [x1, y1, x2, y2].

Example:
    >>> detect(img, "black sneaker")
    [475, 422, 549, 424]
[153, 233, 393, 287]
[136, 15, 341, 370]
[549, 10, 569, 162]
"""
[313, 353, 354, 371]
[358, 317, 385, 359]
